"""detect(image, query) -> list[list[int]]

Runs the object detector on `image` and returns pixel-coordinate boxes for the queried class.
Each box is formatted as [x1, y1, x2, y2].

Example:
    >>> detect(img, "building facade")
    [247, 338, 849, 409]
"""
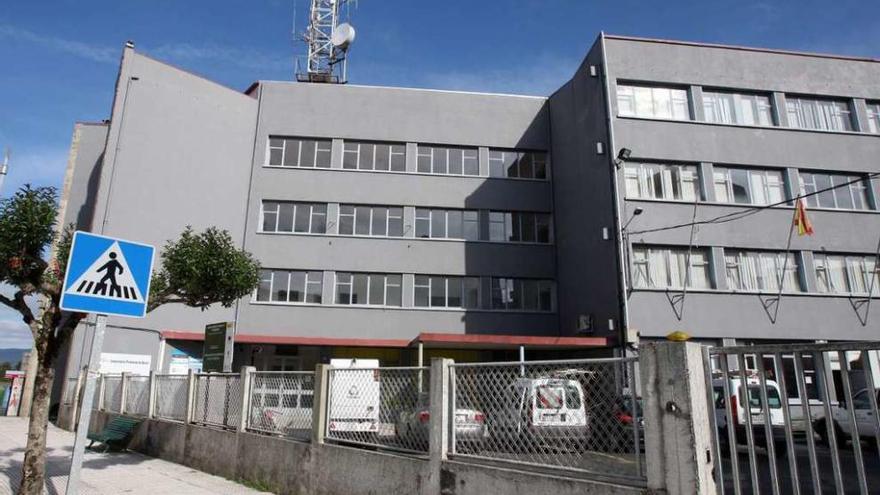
[54, 34, 880, 399]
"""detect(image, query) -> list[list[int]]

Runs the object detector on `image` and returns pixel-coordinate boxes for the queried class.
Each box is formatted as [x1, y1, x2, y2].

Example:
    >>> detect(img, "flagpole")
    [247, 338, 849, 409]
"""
[771, 202, 801, 322]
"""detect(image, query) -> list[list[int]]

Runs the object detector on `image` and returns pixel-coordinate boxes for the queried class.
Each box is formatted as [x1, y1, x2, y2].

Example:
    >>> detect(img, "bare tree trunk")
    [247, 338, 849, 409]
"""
[18, 350, 54, 495]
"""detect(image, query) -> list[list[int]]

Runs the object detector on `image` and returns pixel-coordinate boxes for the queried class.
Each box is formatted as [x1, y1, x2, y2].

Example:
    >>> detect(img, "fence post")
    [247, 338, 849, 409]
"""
[312, 364, 330, 445]
[186, 369, 197, 424]
[119, 372, 129, 415]
[147, 370, 157, 419]
[424, 358, 452, 495]
[640, 341, 716, 495]
[238, 366, 255, 433]
[71, 367, 86, 429]
[98, 374, 105, 411]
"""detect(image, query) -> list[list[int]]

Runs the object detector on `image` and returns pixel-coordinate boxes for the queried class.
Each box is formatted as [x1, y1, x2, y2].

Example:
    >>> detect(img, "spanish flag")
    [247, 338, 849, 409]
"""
[794, 198, 814, 236]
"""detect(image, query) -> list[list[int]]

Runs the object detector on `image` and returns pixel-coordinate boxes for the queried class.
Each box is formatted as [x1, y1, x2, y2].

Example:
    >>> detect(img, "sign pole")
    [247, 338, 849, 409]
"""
[65, 313, 107, 495]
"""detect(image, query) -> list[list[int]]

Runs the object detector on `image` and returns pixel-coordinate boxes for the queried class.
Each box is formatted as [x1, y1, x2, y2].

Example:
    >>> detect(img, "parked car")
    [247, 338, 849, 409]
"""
[712, 374, 787, 455]
[584, 395, 643, 453]
[489, 377, 589, 447]
[396, 393, 488, 451]
[814, 388, 880, 449]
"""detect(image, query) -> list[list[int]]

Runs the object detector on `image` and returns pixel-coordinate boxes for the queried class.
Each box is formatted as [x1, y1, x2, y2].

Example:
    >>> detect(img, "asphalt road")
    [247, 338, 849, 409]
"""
[719, 438, 880, 494]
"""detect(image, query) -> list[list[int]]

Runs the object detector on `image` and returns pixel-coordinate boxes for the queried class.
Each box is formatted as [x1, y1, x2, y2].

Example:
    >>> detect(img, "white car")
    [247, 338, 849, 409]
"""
[327, 358, 381, 435]
[815, 388, 880, 448]
[490, 377, 589, 444]
[712, 375, 787, 454]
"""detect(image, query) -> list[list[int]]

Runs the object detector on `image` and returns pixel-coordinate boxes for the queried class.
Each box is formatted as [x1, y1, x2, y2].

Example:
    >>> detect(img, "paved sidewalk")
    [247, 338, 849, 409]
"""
[0, 417, 268, 494]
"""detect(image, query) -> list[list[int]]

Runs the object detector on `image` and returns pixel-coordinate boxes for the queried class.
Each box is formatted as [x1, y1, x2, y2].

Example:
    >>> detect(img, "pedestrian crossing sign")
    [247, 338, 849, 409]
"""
[60, 231, 155, 318]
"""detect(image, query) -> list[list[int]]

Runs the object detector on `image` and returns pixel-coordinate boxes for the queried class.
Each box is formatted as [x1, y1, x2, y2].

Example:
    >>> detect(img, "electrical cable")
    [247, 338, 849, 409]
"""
[627, 171, 880, 236]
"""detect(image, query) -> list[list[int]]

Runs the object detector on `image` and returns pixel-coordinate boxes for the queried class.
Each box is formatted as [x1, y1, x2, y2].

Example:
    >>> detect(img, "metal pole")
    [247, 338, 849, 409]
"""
[0, 148, 9, 194]
[65, 314, 107, 495]
[519, 345, 525, 377]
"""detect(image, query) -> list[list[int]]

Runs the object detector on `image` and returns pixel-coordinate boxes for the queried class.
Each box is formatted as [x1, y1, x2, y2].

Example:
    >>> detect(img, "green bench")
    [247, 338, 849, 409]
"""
[87, 416, 142, 452]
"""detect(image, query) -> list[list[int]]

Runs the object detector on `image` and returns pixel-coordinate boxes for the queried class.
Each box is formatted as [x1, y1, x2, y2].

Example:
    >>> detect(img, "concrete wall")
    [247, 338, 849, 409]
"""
[88, 411, 641, 495]
[548, 40, 623, 339]
[601, 36, 880, 341]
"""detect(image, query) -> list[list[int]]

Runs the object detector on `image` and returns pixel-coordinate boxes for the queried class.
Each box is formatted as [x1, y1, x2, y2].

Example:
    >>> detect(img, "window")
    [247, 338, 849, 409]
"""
[624, 162, 700, 201]
[814, 253, 879, 296]
[867, 102, 880, 134]
[702, 90, 774, 126]
[631, 246, 712, 289]
[338, 205, 404, 237]
[487, 211, 553, 243]
[415, 208, 480, 240]
[255, 269, 323, 303]
[713, 167, 786, 205]
[267, 137, 331, 168]
[490, 278, 554, 311]
[800, 171, 872, 210]
[261, 202, 327, 233]
[335, 273, 402, 306]
[416, 145, 479, 176]
[342, 141, 406, 172]
[724, 250, 802, 292]
[616, 84, 690, 120]
[413, 275, 480, 309]
[488, 150, 548, 179]
[785, 96, 854, 131]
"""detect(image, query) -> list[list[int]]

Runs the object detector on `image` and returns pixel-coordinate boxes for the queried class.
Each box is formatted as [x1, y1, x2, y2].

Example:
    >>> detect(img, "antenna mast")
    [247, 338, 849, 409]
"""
[0, 148, 9, 194]
[296, 0, 356, 84]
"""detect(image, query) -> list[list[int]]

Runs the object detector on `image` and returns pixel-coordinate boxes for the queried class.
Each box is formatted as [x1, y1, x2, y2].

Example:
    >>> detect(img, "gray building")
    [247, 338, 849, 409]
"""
[54, 34, 880, 400]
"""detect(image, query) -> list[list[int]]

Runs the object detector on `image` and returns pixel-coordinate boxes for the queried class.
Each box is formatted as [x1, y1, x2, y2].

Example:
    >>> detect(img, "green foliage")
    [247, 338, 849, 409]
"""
[0, 186, 58, 291]
[149, 226, 261, 311]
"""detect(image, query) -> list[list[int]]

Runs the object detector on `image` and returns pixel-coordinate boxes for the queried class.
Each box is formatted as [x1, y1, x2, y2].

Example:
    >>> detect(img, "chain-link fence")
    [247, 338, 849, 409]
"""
[451, 358, 642, 481]
[154, 374, 189, 421]
[103, 375, 123, 413]
[125, 375, 151, 416]
[248, 371, 315, 441]
[192, 373, 242, 430]
[326, 366, 429, 454]
[62, 377, 79, 405]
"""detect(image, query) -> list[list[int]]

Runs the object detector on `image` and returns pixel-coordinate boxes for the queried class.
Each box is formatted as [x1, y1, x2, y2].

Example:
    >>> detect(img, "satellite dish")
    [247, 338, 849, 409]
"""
[331, 23, 356, 50]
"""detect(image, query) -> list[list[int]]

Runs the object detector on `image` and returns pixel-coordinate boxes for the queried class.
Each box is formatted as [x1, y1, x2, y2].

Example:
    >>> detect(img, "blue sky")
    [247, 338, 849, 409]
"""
[0, 0, 878, 348]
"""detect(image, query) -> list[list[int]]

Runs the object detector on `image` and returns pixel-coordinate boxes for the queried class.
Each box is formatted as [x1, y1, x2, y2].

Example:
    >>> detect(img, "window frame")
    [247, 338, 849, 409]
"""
[342, 141, 407, 172]
[712, 166, 786, 206]
[415, 207, 480, 241]
[416, 145, 480, 177]
[866, 102, 880, 134]
[724, 250, 803, 293]
[334, 272, 403, 307]
[260, 201, 328, 234]
[631, 245, 713, 290]
[489, 277, 555, 312]
[337, 204, 405, 238]
[413, 275, 481, 309]
[785, 96, 855, 132]
[254, 269, 324, 304]
[616, 83, 691, 121]
[266, 137, 332, 168]
[487, 149, 549, 180]
[487, 211, 554, 244]
[799, 171, 872, 211]
[624, 162, 701, 202]
[813, 253, 879, 296]
[701, 89, 775, 127]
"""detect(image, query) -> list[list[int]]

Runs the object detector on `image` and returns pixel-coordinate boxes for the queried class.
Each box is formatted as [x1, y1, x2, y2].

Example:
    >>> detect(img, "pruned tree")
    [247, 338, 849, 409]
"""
[0, 185, 260, 494]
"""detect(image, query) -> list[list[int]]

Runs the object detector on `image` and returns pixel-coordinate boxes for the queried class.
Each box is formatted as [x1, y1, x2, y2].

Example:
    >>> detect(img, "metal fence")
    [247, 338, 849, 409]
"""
[326, 366, 429, 454]
[192, 373, 242, 430]
[704, 341, 880, 495]
[248, 371, 314, 441]
[154, 374, 188, 421]
[124, 375, 151, 416]
[451, 357, 642, 482]
[103, 375, 123, 413]
[62, 377, 79, 405]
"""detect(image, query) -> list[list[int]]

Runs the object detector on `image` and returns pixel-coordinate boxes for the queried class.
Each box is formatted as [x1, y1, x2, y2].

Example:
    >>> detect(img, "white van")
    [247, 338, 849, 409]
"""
[327, 358, 381, 434]
[712, 374, 787, 453]
[492, 377, 589, 442]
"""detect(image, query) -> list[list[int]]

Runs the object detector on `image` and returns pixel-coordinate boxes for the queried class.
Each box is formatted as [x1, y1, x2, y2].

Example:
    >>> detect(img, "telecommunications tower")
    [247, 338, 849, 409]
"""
[296, 0, 356, 83]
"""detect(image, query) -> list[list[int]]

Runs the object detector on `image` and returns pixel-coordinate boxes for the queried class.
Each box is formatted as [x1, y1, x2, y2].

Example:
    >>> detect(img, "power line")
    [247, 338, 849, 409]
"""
[627, 171, 880, 236]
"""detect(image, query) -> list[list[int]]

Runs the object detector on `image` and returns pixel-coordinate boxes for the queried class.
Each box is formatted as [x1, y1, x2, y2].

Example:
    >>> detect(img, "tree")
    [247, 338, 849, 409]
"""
[0, 185, 261, 494]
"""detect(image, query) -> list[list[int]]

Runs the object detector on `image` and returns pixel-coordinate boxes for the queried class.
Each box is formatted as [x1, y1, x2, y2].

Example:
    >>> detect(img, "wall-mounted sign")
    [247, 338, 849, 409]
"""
[99, 353, 152, 375]
[168, 353, 203, 375]
[203, 322, 234, 373]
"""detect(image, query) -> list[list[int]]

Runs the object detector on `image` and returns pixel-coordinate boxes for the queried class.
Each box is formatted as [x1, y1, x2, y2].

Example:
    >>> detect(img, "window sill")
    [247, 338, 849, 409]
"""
[248, 300, 557, 314]
[615, 115, 880, 137]
[623, 197, 878, 215]
[255, 230, 556, 246]
[261, 164, 551, 183]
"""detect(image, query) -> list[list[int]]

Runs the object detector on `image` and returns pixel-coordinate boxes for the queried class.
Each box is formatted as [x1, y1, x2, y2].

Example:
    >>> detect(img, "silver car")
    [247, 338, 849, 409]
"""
[396, 394, 488, 450]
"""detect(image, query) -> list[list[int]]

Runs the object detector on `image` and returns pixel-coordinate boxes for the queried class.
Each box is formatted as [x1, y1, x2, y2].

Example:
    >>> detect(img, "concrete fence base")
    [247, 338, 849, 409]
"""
[88, 411, 647, 495]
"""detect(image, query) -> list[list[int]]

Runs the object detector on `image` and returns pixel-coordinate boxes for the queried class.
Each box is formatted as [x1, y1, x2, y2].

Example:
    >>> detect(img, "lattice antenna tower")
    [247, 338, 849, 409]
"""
[295, 0, 356, 84]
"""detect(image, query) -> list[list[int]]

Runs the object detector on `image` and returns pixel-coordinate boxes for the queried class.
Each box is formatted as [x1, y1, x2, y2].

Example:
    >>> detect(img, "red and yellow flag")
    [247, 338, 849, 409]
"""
[794, 198, 814, 236]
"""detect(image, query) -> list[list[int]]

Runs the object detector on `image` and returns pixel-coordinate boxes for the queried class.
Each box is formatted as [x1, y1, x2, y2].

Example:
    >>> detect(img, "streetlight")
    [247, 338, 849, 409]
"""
[622, 207, 643, 232]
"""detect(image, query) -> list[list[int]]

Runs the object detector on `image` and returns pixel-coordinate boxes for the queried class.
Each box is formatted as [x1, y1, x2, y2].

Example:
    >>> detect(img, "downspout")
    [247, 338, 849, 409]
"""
[599, 33, 631, 353]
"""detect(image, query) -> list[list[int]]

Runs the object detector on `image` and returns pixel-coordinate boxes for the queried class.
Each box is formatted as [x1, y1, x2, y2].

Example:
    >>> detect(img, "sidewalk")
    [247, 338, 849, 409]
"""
[0, 417, 268, 494]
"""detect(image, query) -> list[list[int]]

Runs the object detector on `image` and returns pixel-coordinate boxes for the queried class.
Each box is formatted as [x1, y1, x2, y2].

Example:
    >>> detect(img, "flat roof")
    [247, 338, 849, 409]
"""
[244, 80, 548, 100]
[603, 33, 880, 64]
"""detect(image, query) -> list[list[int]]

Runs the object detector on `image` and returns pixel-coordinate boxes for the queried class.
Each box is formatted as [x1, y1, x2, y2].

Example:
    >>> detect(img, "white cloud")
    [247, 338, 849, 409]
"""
[0, 24, 118, 64]
[0, 317, 32, 348]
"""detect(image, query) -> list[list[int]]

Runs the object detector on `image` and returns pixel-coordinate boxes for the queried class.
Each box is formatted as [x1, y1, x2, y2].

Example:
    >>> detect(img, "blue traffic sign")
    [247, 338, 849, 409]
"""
[60, 231, 155, 318]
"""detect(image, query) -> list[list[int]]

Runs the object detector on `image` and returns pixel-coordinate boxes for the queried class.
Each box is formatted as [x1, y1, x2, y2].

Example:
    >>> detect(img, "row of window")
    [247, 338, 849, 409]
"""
[617, 83, 880, 134]
[260, 201, 554, 243]
[624, 162, 874, 210]
[268, 137, 549, 180]
[631, 245, 879, 296]
[255, 270, 555, 311]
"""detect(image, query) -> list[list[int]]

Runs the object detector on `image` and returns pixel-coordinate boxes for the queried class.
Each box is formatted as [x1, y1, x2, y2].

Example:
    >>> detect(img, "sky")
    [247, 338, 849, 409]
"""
[0, 0, 878, 348]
